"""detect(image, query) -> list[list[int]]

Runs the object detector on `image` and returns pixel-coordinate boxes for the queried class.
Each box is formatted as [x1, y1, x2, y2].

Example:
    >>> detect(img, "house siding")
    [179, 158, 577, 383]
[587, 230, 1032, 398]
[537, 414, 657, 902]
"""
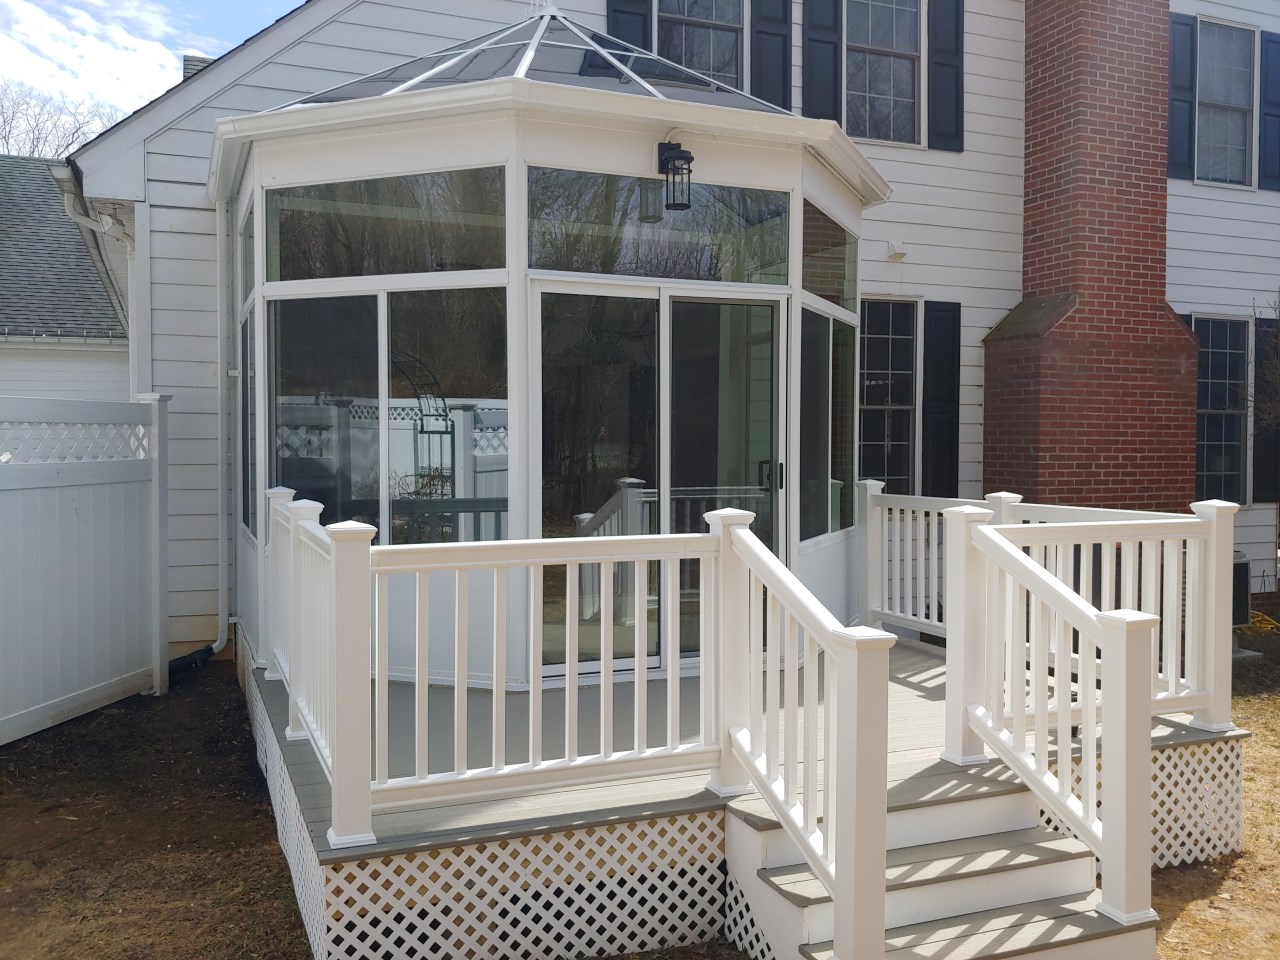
[1167, 0, 1280, 588]
[0, 345, 128, 401]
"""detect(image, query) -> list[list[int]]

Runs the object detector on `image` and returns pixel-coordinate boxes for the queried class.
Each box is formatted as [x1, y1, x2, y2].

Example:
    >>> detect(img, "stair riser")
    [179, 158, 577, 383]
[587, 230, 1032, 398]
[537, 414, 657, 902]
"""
[753, 791, 1043, 868]
[887, 791, 1041, 849]
[884, 856, 1097, 931]
[941, 926, 1157, 960]
[726, 817, 825, 958]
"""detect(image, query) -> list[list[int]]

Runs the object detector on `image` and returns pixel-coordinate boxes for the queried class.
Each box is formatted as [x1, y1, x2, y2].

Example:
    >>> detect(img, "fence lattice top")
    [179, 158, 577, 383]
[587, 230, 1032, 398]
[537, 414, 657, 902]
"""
[0, 420, 149, 464]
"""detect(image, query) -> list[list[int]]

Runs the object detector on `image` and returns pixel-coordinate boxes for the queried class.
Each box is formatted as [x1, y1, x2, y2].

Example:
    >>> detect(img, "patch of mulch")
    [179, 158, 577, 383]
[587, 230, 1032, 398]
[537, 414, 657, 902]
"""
[0, 660, 309, 960]
[1152, 635, 1280, 960]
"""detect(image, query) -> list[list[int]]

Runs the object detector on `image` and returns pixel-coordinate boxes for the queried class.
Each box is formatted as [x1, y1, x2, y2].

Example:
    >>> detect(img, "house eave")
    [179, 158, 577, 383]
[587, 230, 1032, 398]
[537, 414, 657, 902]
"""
[208, 76, 891, 208]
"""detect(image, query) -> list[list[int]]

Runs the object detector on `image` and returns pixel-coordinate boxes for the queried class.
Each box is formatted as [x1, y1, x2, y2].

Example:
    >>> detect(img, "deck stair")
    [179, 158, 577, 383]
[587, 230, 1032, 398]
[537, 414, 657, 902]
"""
[725, 759, 1158, 960]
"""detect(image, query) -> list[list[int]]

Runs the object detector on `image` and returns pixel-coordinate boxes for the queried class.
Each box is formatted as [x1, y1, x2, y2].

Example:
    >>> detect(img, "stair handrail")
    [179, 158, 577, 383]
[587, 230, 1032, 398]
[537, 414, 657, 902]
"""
[943, 505, 1158, 927]
[707, 508, 895, 960]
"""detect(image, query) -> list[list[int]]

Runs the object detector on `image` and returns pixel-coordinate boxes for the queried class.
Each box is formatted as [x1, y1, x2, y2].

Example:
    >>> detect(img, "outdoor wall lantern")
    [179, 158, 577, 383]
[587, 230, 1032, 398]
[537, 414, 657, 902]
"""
[657, 141, 694, 211]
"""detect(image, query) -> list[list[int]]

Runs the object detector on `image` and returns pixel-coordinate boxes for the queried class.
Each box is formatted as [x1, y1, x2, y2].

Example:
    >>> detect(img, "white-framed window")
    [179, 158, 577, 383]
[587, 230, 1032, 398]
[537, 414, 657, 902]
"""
[1193, 315, 1248, 501]
[859, 298, 918, 494]
[656, 0, 745, 89]
[845, 0, 922, 144]
[1196, 20, 1257, 186]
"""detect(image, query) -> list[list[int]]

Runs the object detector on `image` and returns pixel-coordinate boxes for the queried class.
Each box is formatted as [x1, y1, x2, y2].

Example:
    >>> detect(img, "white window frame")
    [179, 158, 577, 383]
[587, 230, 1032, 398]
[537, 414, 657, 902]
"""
[1192, 16, 1263, 192]
[842, 0, 930, 149]
[855, 294, 926, 495]
[653, 1, 750, 92]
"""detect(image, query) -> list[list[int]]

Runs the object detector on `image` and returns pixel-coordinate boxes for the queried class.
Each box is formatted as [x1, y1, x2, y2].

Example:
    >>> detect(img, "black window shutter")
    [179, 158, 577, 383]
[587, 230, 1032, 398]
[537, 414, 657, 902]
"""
[751, 0, 792, 109]
[1261, 32, 1280, 192]
[921, 301, 962, 498]
[926, 0, 964, 152]
[1169, 14, 1198, 181]
[608, 0, 652, 50]
[1255, 318, 1280, 502]
[802, 0, 841, 121]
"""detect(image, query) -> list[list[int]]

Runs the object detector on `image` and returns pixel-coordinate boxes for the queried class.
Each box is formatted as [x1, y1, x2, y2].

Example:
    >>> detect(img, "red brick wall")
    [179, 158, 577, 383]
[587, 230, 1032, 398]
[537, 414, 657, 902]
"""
[984, 0, 1199, 512]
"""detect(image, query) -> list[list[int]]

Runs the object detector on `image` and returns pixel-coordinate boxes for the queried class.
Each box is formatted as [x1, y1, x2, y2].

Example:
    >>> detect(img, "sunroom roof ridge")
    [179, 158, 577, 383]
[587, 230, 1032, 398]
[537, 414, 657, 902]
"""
[282, 11, 791, 116]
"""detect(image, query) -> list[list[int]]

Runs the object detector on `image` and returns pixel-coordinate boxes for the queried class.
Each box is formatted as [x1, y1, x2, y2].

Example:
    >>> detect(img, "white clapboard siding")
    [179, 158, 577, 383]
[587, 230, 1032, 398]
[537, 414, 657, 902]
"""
[0, 346, 129, 402]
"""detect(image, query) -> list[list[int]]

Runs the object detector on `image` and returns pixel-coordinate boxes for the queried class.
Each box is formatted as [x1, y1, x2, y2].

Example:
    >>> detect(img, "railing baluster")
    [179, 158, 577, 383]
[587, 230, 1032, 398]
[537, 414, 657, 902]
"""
[803, 628, 819, 835]
[565, 561, 580, 763]
[1102, 539, 1115, 612]
[601, 561, 615, 758]
[1174, 539, 1189, 696]
[1081, 626, 1098, 825]
[375, 573, 389, 785]
[1055, 605, 1072, 801]
[1032, 598, 1049, 774]
[492, 567, 506, 771]
[748, 573, 764, 750]
[454, 569, 469, 775]
[1010, 579, 1026, 743]
[634, 559, 648, 753]
[665, 557, 680, 750]
[1140, 540, 1158, 692]
[415, 570, 429, 779]
[529, 566, 543, 766]
[766, 589, 781, 777]
[1121, 540, 1137, 609]
[784, 613, 799, 807]
[907, 509, 918, 617]
[698, 558, 712, 747]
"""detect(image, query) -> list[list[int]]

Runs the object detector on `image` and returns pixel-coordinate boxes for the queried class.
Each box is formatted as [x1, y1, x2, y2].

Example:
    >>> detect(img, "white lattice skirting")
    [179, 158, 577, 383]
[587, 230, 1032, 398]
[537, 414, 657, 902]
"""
[1042, 735, 1246, 868]
[722, 870, 775, 960]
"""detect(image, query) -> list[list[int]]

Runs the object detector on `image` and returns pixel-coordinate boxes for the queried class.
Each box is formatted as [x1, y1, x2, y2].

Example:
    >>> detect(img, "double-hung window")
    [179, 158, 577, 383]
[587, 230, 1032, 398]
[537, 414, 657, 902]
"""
[846, 0, 921, 144]
[859, 300, 917, 494]
[1197, 21, 1255, 185]
[657, 0, 744, 89]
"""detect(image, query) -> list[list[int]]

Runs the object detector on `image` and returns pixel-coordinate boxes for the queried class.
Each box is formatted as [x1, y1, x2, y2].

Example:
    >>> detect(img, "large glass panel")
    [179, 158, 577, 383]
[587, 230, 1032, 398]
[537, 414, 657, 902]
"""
[529, 167, 788, 284]
[541, 293, 660, 666]
[240, 310, 256, 535]
[670, 300, 777, 550]
[388, 288, 508, 545]
[267, 167, 505, 281]
[802, 201, 858, 312]
[270, 296, 379, 529]
[799, 310, 858, 540]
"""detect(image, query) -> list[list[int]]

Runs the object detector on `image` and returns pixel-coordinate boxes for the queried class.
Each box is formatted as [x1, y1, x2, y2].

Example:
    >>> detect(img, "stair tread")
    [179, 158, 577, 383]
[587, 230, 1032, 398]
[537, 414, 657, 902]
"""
[799, 890, 1157, 960]
[758, 827, 1092, 906]
[728, 764, 1030, 832]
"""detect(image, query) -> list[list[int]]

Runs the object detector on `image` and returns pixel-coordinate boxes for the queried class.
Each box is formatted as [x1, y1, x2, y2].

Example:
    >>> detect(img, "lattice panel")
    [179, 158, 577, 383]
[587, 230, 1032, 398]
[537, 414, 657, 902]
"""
[473, 426, 508, 456]
[0, 420, 148, 463]
[1040, 737, 1244, 869]
[276, 424, 332, 459]
[244, 658, 329, 960]
[723, 870, 775, 960]
[324, 812, 726, 960]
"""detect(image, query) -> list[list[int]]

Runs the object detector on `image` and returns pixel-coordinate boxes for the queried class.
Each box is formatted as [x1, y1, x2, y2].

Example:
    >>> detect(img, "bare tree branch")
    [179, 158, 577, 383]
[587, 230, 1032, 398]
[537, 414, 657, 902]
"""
[0, 79, 123, 159]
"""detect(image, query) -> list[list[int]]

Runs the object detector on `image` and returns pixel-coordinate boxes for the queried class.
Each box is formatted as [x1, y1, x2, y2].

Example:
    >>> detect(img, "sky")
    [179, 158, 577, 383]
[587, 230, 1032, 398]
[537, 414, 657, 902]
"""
[0, 0, 298, 112]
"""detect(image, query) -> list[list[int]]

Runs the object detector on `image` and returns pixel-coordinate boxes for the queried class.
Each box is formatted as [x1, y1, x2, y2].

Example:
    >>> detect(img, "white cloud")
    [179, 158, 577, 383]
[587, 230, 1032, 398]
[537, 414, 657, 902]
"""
[0, 0, 233, 112]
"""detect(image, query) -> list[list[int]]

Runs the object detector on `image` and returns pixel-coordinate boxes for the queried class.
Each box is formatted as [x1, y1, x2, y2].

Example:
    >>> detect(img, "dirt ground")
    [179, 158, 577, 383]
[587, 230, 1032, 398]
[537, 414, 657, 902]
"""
[2, 648, 1279, 960]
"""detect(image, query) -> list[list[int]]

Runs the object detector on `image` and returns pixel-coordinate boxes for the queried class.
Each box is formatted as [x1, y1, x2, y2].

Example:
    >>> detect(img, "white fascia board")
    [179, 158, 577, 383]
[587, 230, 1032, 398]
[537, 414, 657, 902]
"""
[70, 0, 342, 202]
[208, 77, 892, 208]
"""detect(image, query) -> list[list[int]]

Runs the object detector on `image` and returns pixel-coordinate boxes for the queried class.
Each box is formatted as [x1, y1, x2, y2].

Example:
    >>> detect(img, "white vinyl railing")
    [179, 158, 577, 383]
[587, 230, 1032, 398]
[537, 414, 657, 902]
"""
[713, 510, 895, 960]
[942, 504, 1163, 926]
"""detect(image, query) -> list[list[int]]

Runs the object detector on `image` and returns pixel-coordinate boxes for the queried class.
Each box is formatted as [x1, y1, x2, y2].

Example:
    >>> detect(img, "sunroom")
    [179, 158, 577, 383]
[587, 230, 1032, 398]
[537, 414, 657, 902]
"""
[212, 9, 891, 687]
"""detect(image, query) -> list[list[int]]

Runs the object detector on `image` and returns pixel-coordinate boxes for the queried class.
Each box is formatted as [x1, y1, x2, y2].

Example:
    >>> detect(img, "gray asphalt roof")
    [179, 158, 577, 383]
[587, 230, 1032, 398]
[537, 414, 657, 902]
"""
[0, 154, 126, 340]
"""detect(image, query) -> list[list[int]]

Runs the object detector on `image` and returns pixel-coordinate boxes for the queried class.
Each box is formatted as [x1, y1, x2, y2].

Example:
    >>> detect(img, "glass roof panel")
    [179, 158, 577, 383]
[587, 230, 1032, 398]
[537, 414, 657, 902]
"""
[275, 11, 791, 116]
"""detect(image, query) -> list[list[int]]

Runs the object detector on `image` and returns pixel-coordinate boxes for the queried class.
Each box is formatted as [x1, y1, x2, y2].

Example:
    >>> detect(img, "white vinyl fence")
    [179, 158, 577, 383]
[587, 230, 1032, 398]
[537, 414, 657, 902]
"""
[0, 395, 168, 745]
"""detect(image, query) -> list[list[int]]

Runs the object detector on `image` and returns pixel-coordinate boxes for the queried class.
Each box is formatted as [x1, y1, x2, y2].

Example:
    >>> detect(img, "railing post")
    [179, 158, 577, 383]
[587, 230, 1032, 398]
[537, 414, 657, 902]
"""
[941, 505, 995, 766]
[855, 480, 886, 627]
[1190, 499, 1240, 732]
[983, 491, 1023, 524]
[619, 477, 646, 535]
[285, 499, 323, 741]
[1096, 609, 1159, 927]
[705, 507, 757, 797]
[137, 393, 170, 695]
[327, 520, 377, 849]
[263, 486, 296, 681]
[827, 625, 896, 960]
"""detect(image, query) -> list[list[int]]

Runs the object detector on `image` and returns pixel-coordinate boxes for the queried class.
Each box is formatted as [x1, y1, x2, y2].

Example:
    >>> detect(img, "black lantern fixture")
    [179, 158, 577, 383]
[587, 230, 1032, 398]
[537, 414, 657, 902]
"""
[657, 141, 694, 211]
[639, 178, 665, 224]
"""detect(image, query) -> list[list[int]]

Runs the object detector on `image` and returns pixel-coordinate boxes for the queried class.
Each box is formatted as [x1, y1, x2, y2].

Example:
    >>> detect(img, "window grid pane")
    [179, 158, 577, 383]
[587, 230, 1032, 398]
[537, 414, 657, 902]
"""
[657, 0, 743, 89]
[1194, 316, 1247, 503]
[860, 300, 916, 495]
[845, 0, 920, 144]
[1196, 22, 1255, 185]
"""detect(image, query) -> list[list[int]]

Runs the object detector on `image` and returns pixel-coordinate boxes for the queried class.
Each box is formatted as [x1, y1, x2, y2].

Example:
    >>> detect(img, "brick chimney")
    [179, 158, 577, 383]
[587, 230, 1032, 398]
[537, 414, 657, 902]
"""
[983, 0, 1199, 511]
